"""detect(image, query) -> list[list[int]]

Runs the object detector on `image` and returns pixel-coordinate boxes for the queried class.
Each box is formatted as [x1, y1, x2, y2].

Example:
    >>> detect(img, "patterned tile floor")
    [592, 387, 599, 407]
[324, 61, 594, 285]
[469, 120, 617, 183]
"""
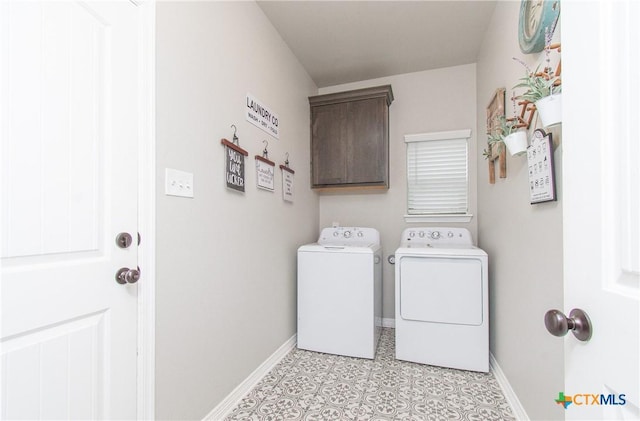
[225, 328, 515, 420]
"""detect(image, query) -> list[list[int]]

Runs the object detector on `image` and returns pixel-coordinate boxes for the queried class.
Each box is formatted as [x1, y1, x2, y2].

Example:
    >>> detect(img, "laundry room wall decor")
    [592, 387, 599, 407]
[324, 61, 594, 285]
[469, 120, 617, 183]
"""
[246, 93, 280, 139]
[255, 140, 275, 192]
[221, 125, 248, 193]
[485, 88, 507, 184]
[280, 153, 295, 202]
[527, 129, 556, 204]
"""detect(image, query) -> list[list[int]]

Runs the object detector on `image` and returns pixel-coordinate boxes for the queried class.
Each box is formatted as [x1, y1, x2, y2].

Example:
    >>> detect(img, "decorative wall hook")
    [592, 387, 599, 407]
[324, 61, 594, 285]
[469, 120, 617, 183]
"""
[509, 95, 535, 130]
[262, 140, 269, 158]
[284, 152, 290, 167]
[231, 124, 239, 145]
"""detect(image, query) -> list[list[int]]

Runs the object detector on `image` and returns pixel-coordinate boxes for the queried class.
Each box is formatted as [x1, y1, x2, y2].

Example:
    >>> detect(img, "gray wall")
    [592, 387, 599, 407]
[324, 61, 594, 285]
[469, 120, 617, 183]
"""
[153, 2, 565, 420]
[155, 2, 318, 419]
[475, 3, 564, 420]
[317, 64, 479, 321]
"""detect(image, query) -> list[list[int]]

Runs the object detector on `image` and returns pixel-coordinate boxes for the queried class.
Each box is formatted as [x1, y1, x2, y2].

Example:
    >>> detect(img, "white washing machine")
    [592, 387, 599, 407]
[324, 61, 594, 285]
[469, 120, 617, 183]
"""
[297, 227, 382, 359]
[394, 227, 488, 372]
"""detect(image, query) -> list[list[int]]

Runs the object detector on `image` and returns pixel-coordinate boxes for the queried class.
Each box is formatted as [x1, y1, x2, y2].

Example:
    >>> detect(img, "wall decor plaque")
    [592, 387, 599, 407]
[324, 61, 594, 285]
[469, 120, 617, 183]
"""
[246, 93, 280, 139]
[221, 138, 248, 192]
[255, 155, 275, 191]
[527, 129, 556, 204]
[486, 88, 507, 183]
[280, 164, 295, 202]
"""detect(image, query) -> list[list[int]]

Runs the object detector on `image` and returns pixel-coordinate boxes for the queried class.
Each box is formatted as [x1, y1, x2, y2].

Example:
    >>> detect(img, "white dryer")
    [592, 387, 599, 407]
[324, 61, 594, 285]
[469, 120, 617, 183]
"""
[297, 227, 382, 359]
[394, 227, 488, 372]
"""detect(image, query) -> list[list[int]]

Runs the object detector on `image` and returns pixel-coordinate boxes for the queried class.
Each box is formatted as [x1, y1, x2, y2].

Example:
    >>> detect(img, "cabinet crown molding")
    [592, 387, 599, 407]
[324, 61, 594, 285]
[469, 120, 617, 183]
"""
[309, 85, 394, 107]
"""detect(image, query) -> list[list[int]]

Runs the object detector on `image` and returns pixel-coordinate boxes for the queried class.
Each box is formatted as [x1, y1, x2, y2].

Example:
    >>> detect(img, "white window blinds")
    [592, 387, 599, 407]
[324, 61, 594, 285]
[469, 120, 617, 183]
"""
[405, 130, 470, 215]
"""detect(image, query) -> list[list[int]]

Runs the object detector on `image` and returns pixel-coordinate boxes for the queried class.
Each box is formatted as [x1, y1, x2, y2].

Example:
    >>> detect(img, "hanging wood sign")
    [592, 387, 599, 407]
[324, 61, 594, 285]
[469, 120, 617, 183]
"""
[486, 88, 507, 183]
[221, 138, 248, 192]
[280, 164, 295, 202]
[255, 155, 275, 191]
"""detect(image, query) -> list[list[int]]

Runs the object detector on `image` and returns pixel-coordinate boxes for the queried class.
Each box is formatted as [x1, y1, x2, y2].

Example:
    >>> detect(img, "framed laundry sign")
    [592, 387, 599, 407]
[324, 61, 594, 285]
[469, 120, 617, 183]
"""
[255, 155, 275, 191]
[221, 138, 248, 192]
[527, 129, 556, 204]
[280, 164, 295, 202]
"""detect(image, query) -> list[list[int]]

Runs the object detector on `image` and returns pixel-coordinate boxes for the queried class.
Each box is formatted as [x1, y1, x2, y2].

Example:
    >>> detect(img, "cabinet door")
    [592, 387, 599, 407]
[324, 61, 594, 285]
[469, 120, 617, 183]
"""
[347, 98, 387, 185]
[311, 103, 348, 186]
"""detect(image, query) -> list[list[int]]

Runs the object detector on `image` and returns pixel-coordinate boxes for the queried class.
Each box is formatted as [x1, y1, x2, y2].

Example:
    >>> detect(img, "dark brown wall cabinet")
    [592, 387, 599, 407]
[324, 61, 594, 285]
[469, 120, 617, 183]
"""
[309, 85, 394, 190]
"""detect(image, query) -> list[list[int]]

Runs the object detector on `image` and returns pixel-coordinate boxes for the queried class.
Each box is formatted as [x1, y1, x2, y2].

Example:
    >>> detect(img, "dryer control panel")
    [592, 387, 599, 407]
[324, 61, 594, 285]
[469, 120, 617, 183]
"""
[400, 227, 473, 247]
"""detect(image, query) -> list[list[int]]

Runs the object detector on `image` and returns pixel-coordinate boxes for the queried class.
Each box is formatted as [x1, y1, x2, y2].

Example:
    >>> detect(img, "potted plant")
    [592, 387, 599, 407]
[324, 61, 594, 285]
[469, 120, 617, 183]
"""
[484, 115, 527, 158]
[513, 60, 562, 127]
[501, 115, 528, 156]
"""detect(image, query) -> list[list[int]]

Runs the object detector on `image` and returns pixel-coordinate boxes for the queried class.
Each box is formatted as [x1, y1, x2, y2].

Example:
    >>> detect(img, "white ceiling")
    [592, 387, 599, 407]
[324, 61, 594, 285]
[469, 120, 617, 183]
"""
[257, 1, 497, 88]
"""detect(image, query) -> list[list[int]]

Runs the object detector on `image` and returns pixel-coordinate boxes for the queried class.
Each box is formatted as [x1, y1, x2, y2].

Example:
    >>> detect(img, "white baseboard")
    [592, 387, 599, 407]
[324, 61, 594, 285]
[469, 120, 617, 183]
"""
[382, 318, 395, 328]
[203, 334, 297, 421]
[490, 352, 529, 421]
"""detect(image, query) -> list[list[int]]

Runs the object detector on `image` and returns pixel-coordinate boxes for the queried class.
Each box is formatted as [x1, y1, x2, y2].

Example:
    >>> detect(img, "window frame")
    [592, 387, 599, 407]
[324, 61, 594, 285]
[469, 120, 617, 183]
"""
[404, 129, 473, 223]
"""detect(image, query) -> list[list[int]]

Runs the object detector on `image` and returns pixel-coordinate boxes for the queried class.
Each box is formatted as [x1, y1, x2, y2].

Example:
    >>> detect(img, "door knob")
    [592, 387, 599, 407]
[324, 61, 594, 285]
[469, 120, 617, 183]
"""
[544, 308, 592, 342]
[116, 267, 141, 285]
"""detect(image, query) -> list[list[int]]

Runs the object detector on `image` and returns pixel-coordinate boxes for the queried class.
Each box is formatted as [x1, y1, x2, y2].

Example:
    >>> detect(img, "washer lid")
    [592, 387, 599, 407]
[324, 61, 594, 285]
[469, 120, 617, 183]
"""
[299, 243, 380, 254]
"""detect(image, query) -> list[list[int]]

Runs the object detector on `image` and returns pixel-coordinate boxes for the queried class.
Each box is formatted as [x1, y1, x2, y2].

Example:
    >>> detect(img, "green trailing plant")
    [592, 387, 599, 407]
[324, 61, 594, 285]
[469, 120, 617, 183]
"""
[513, 58, 561, 103]
[483, 115, 518, 159]
[483, 127, 503, 159]
[513, 27, 562, 103]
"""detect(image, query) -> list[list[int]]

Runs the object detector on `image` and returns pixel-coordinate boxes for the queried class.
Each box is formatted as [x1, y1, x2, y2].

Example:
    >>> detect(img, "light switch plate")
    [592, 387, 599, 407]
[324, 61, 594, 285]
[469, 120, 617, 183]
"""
[165, 168, 194, 198]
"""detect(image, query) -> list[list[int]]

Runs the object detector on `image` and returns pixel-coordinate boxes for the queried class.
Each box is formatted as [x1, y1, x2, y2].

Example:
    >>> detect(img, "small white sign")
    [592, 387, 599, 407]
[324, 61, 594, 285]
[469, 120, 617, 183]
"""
[256, 158, 275, 191]
[282, 169, 294, 202]
[246, 93, 279, 139]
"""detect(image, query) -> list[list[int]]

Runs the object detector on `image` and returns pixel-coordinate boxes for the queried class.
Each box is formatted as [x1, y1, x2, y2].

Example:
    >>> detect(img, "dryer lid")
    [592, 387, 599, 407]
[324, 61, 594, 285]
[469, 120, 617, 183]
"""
[394, 245, 487, 257]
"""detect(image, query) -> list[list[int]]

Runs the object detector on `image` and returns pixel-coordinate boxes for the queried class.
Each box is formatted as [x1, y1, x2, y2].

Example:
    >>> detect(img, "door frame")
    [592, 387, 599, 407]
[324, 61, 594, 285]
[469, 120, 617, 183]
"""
[137, 1, 156, 419]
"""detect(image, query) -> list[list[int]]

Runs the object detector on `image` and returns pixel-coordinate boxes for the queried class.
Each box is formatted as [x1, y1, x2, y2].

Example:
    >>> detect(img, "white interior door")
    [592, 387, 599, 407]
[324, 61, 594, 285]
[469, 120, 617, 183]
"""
[562, 1, 639, 419]
[1, 1, 140, 419]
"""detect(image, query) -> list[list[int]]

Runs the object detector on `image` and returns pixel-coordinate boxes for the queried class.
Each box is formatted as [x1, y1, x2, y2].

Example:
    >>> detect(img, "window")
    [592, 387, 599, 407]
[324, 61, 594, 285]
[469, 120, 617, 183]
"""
[404, 130, 472, 222]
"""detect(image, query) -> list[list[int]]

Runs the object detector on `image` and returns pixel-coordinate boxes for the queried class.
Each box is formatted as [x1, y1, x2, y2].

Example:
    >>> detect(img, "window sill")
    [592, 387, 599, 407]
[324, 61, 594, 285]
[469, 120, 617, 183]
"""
[404, 214, 474, 223]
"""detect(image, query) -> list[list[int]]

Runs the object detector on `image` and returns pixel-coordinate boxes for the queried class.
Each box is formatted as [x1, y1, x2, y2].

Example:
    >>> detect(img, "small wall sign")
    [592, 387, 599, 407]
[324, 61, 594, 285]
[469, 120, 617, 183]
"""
[221, 138, 248, 192]
[246, 93, 280, 139]
[255, 155, 275, 191]
[280, 164, 295, 202]
[527, 129, 556, 204]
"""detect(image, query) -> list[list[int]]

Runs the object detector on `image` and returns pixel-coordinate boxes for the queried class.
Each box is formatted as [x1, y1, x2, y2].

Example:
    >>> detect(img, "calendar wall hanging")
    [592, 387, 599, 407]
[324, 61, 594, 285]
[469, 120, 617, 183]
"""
[221, 126, 248, 193]
[255, 140, 275, 191]
[527, 129, 556, 204]
[280, 153, 295, 202]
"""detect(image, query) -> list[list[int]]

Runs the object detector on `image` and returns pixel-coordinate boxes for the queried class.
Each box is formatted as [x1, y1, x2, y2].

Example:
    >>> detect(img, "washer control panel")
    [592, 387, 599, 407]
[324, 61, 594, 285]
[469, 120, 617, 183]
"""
[400, 227, 473, 247]
[319, 227, 380, 246]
